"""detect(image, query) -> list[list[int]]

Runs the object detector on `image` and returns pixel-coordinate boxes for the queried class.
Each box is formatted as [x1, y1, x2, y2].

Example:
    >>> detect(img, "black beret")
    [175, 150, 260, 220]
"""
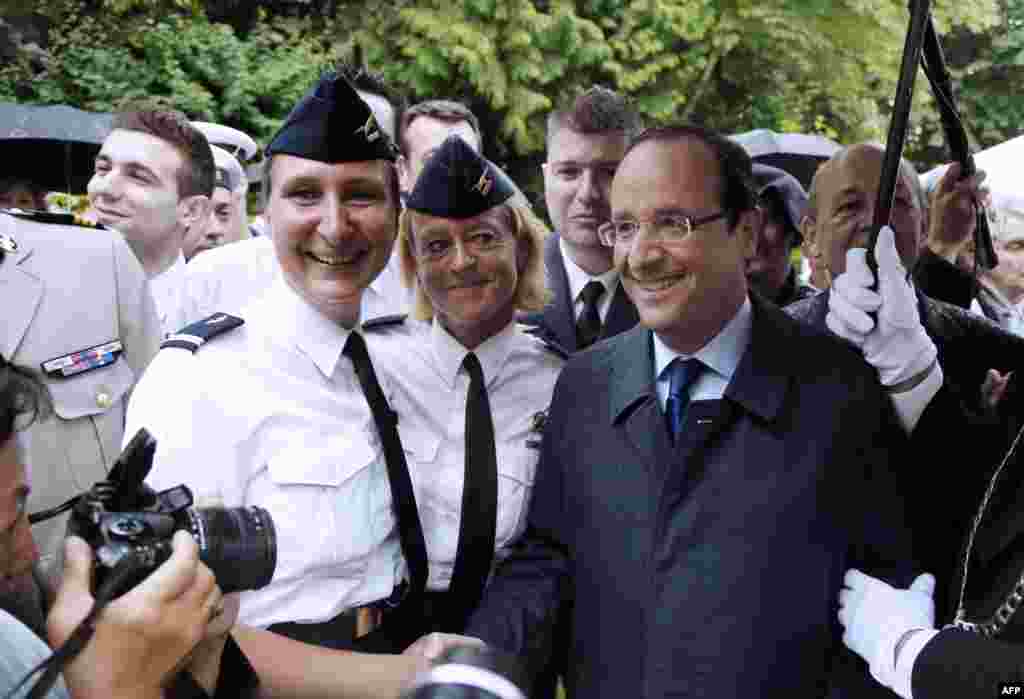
[405, 135, 514, 219]
[266, 72, 398, 163]
[752, 162, 808, 241]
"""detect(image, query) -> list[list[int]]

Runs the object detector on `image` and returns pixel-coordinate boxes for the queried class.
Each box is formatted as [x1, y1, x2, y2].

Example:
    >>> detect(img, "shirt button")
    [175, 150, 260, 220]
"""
[95, 392, 112, 409]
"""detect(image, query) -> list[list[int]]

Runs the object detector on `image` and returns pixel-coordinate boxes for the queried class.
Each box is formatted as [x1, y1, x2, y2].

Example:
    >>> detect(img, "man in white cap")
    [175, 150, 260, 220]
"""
[183, 144, 247, 261]
[191, 121, 260, 243]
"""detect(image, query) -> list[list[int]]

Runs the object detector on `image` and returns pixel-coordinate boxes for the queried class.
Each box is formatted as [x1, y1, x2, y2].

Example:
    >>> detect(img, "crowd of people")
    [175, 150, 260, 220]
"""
[2, 58, 1024, 699]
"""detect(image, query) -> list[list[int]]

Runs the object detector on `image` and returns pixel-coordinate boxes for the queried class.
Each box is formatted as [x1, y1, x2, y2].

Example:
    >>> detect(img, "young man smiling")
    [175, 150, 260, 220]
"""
[88, 110, 213, 336]
[125, 74, 430, 695]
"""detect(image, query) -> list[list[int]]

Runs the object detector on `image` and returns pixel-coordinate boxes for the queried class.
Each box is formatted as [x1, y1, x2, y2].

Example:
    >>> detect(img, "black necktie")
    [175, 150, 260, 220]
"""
[576, 280, 605, 349]
[666, 357, 704, 442]
[343, 331, 428, 605]
[446, 352, 498, 630]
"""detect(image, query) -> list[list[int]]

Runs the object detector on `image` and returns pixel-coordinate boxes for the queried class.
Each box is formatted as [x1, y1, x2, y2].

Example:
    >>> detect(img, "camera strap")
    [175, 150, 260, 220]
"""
[343, 331, 429, 607]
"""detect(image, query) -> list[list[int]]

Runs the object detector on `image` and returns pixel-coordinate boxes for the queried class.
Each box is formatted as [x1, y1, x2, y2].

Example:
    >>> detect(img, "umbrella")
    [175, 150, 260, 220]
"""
[0, 103, 114, 194]
[922, 134, 1024, 239]
[730, 129, 841, 189]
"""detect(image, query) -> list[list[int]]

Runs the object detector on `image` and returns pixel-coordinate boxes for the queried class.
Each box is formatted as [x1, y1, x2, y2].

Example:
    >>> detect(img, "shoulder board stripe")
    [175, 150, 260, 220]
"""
[363, 314, 407, 330]
[159, 314, 243, 353]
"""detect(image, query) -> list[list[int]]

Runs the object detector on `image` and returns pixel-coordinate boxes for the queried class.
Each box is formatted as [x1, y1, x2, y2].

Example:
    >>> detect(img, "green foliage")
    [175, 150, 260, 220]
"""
[1, 0, 1020, 198]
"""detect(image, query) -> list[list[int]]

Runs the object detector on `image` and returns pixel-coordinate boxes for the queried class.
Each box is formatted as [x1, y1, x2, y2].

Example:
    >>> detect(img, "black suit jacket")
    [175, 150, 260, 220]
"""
[907, 372, 1024, 698]
[469, 297, 915, 699]
[786, 289, 1024, 620]
[519, 232, 639, 353]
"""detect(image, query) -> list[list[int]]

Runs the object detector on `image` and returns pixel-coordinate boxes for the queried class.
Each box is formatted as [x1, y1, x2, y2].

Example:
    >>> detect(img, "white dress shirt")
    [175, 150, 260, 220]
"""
[126, 277, 404, 627]
[372, 318, 564, 590]
[559, 237, 620, 323]
[183, 235, 410, 321]
[653, 297, 753, 410]
[150, 251, 198, 336]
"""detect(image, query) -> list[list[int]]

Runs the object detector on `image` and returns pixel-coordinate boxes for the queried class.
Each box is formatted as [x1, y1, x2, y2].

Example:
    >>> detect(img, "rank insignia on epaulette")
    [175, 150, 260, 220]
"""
[41, 340, 123, 379]
[161, 313, 244, 353]
[526, 409, 548, 450]
[362, 314, 407, 330]
[4, 208, 105, 229]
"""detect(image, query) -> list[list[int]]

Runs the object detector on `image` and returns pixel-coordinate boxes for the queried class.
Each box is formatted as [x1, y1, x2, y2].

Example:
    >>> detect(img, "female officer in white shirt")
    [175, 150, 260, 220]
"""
[371, 135, 564, 635]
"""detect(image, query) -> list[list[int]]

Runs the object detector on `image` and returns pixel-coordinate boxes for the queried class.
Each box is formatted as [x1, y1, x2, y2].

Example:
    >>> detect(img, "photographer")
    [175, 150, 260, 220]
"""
[0, 357, 252, 699]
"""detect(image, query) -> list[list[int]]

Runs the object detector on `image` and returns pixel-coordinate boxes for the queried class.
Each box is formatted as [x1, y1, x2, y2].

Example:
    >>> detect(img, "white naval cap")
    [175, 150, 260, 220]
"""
[209, 144, 247, 193]
[192, 122, 260, 162]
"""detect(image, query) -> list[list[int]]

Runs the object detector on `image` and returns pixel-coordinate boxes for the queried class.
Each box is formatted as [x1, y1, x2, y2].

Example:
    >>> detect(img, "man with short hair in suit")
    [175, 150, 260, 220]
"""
[521, 87, 641, 352]
[416, 125, 918, 698]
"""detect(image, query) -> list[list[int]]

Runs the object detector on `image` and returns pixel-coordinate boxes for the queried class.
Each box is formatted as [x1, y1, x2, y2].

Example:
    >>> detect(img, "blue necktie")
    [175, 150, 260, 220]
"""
[666, 357, 703, 442]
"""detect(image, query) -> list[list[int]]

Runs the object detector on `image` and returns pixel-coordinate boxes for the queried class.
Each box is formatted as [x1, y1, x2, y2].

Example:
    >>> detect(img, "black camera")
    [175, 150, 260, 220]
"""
[66, 428, 277, 597]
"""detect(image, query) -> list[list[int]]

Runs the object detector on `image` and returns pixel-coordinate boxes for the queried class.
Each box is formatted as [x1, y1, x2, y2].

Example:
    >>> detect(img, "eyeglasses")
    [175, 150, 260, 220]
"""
[597, 211, 728, 247]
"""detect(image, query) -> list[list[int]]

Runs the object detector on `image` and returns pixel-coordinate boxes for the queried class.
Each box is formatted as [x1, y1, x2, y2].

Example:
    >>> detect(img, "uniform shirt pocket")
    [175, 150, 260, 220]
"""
[45, 355, 135, 420]
[261, 435, 382, 582]
[495, 442, 538, 549]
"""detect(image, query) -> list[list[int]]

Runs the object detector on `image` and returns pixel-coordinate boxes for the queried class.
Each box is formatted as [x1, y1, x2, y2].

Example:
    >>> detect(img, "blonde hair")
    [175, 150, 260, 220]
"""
[398, 201, 552, 321]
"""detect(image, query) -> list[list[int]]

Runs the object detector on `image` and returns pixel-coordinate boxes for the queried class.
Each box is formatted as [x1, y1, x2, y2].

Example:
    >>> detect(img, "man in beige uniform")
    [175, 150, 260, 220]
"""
[0, 208, 161, 621]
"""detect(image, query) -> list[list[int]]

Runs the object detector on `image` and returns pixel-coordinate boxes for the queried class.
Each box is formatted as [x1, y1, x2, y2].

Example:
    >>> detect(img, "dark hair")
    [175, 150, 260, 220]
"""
[334, 62, 406, 138]
[398, 100, 482, 156]
[624, 124, 757, 229]
[546, 86, 641, 150]
[111, 109, 215, 199]
[0, 355, 50, 448]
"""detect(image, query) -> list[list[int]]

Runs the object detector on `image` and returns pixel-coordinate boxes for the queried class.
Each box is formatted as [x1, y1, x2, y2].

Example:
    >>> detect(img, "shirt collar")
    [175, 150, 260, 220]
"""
[653, 296, 753, 384]
[431, 317, 518, 389]
[270, 277, 354, 379]
[559, 237, 619, 303]
[150, 252, 186, 305]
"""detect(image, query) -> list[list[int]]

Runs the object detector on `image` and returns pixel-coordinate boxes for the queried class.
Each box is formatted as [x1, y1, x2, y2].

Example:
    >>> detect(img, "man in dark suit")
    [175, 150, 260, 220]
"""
[788, 143, 1024, 627]
[411, 125, 917, 698]
[520, 87, 641, 352]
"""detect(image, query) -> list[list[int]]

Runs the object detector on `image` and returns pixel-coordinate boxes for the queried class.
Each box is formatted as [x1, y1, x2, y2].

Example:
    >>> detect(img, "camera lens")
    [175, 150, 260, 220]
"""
[404, 646, 529, 699]
[185, 506, 277, 594]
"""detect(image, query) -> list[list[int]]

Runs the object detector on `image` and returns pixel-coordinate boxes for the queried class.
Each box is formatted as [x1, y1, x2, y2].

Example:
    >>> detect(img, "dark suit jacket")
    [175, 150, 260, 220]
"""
[519, 232, 639, 353]
[786, 289, 1024, 620]
[469, 297, 915, 699]
[906, 371, 1024, 698]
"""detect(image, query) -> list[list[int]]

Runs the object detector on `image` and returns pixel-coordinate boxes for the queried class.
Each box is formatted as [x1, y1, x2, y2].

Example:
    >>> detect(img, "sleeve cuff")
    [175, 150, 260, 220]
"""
[890, 360, 944, 433]
[893, 628, 940, 699]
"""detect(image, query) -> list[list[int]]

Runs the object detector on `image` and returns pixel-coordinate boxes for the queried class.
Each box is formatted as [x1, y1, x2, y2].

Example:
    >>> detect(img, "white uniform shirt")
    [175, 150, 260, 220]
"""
[183, 235, 410, 320]
[125, 277, 404, 627]
[150, 252, 198, 336]
[372, 318, 564, 590]
[560, 237, 620, 323]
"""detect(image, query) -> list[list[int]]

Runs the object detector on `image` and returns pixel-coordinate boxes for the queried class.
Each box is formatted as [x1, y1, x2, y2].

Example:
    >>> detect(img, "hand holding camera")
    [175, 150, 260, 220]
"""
[47, 532, 221, 699]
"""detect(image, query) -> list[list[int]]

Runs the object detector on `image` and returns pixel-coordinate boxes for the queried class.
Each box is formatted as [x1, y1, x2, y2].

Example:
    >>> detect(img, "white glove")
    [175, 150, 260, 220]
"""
[826, 226, 937, 388]
[838, 569, 935, 696]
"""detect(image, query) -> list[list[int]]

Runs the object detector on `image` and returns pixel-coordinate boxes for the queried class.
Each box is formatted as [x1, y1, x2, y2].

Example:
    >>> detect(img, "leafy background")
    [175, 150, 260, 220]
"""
[1, 0, 1021, 211]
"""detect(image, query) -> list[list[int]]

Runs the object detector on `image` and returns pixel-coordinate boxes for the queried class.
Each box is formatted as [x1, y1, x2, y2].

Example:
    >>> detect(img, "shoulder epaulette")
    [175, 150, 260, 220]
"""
[161, 313, 244, 353]
[529, 331, 569, 359]
[517, 322, 569, 360]
[362, 314, 407, 331]
[2, 208, 107, 230]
